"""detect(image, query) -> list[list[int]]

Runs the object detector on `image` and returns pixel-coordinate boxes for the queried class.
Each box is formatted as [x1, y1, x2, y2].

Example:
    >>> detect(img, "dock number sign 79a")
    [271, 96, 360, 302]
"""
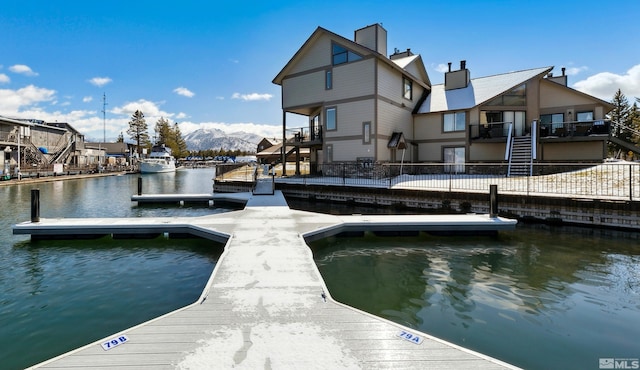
[397, 330, 424, 345]
[101, 335, 129, 351]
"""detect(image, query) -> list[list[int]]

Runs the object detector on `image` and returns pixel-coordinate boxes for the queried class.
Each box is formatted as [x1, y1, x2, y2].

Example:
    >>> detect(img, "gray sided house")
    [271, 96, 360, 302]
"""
[1, 116, 91, 174]
[273, 24, 614, 175]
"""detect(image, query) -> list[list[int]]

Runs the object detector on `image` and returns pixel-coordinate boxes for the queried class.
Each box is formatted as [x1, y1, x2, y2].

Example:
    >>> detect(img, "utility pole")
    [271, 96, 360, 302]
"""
[99, 93, 107, 168]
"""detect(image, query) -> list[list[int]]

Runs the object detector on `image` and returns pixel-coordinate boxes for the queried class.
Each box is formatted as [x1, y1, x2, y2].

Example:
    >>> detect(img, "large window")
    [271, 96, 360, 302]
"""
[326, 107, 337, 131]
[485, 84, 526, 106]
[577, 111, 594, 121]
[444, 112, 466, 132]
[444, 147, 465, 173]
[332, 43, 362, 65]
[403, 77, 413, 100]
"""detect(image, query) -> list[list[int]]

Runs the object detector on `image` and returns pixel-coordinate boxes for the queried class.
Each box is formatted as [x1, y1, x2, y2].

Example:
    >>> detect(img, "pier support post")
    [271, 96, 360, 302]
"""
[31, 188, 40, 223]
[138, 177, 142, 196]
[490, 184, 498, 218]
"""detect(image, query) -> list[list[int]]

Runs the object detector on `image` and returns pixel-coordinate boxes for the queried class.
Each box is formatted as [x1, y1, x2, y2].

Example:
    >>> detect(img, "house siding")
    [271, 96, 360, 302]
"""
[287, 35, 332, 75]
[541, 141, 606, 161]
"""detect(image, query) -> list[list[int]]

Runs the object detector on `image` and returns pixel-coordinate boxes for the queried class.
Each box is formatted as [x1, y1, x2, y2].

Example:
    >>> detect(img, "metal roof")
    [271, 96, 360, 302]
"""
[417, 66, 552, 114]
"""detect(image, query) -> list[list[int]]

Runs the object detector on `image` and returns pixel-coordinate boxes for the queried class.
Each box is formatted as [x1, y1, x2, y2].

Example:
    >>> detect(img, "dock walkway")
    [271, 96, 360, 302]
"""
[14, 191, 519, 369]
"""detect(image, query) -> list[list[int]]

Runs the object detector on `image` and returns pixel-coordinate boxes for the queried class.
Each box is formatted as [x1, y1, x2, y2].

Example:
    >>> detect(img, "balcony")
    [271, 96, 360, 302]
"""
[470, 120, 611, 142]
[538, 120, 610, 138]
[285, 126, 323, 147]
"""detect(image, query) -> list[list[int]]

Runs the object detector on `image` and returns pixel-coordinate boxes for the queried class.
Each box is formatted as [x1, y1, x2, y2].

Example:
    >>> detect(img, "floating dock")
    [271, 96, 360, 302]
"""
[14, 191, 519, 369]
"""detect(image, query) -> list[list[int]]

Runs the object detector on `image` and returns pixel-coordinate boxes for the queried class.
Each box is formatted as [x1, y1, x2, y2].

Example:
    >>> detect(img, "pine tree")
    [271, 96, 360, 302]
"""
[172, 122, 188, 158]
[608, 89, 631, 156]
[154, 117, 171, 145]
[630, 99, 640, 147]
[127, 110, 150, 157]
[116, 132, 124, 143]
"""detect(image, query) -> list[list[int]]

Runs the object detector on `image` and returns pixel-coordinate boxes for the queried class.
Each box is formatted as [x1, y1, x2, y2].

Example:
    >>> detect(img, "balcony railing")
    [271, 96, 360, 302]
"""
[286, 126, 322, 144]
[539, 120, 610, 137]
[470, 120, 611, 140]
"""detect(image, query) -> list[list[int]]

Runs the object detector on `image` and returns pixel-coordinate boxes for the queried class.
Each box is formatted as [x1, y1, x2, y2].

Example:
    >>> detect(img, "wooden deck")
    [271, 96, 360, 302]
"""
[14, 191, 519, 369]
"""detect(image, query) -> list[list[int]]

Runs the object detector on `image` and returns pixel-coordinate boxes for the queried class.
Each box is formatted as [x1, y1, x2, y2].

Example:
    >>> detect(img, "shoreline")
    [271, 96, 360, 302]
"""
[0, 171, 132, 187]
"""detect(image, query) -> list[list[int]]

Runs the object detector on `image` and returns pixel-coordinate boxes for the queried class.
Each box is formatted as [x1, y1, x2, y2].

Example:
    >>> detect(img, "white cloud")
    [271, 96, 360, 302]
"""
[231, 92, 273, 101]
[173, 87, 195, 98]
[83, 96, 93, 103]
[573, 64, 640, 102]
[88, 77, 112, 87]
[9, 64, 38, 76]
[0, 73, 9, 84]
[176, 112, 187, 119]
[563, 66, 588, 76]
[433, 63, 450, 73]
[0, 84, 56, 112]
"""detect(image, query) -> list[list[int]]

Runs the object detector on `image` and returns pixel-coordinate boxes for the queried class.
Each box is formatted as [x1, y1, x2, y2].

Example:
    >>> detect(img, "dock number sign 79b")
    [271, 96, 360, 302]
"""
[101, 335, 129, 351]
[397, 330, 424, 345]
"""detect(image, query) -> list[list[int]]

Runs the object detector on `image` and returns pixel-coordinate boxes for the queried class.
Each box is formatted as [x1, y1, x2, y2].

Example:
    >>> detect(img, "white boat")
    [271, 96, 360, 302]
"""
[139, 144, 176, 173]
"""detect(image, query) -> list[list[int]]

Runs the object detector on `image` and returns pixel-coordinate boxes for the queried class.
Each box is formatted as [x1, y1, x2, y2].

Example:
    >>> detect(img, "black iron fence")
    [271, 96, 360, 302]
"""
[279, 162, 640, 201]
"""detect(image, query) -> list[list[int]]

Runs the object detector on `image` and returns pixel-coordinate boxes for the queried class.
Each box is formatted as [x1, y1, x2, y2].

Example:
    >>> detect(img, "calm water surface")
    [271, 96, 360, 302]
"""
[3, 173, 639, 370]
[310, 225, 640, 370]
[0, 169, 227, 370]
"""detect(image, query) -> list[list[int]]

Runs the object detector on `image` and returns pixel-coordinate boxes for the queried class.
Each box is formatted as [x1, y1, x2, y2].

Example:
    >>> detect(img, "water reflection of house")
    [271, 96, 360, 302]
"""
[273, 24, 615, 176]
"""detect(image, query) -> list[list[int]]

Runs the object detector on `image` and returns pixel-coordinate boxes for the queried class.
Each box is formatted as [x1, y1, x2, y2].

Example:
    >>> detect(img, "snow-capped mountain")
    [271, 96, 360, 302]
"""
[184, 128, 262, 153]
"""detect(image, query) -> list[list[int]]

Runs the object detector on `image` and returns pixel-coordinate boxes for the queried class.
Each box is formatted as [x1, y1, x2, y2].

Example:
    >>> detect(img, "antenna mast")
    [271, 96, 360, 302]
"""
[102, 93, 107, 143]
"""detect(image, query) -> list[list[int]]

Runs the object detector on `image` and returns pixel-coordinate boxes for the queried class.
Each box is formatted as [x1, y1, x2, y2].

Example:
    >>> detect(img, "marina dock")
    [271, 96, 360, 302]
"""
[13, 191, 519, 369]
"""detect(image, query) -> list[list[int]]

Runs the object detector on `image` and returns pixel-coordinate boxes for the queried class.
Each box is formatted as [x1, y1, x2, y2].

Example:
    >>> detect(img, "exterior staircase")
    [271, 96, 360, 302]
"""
[507, 136, 533, 177]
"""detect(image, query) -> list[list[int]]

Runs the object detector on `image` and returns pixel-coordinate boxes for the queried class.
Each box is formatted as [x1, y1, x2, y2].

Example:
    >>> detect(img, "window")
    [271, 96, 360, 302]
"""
[325, 69, 332, 90]
[326, 107, 337, 131]
[444, 147, 465, 173]
[485, 84, 526, 106]
[363, 122, 371, 144]
[311, 114, 321, 140]
[326, 144, 333, 163]
[577, 111, 594, 121]
[403, 77, 412, 100]
[444, 112, 466, 132]
[332, 43, 362, 65]
[540, 113, 564, 125]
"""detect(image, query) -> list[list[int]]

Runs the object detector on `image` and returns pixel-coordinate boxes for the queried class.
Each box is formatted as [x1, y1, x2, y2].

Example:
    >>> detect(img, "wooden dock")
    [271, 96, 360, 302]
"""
[14, 191, 519, 369]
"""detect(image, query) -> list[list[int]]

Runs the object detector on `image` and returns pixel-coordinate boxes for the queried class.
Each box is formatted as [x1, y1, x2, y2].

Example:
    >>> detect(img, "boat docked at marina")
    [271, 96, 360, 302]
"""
[139, 144, 176, 173]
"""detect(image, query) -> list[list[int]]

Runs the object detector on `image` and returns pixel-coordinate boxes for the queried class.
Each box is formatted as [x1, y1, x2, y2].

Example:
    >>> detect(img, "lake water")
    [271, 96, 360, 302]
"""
[307, 219, 640, 370]
[2, 171, 639, 370]
[0, 169, 228, 370]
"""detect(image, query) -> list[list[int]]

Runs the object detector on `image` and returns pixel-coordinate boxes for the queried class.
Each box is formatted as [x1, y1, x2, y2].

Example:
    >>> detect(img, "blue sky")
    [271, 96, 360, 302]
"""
[1, 0, 638, 142]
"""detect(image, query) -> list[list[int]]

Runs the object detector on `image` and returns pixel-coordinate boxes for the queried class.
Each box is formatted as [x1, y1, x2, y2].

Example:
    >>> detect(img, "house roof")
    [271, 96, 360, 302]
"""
[273, 26, 430, 89]
[417, 66, 553, 114]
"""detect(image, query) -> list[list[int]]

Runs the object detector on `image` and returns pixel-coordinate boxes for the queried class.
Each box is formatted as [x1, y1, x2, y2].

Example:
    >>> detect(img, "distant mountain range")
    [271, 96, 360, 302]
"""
[183, 128, 263, 153]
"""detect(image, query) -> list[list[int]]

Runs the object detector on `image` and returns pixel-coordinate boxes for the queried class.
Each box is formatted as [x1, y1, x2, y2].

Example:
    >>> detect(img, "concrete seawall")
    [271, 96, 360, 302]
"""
[215, 182, 640, 231]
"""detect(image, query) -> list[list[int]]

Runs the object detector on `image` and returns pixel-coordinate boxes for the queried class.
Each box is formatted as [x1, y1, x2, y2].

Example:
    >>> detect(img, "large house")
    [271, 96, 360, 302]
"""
[273, 24, 614, 175]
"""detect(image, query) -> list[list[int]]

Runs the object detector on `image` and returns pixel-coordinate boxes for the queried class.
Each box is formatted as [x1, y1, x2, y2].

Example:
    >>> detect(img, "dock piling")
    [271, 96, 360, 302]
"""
[138, 177, 142, 196]
[31, 188, 40, 223]
[490, 184, 498, 218]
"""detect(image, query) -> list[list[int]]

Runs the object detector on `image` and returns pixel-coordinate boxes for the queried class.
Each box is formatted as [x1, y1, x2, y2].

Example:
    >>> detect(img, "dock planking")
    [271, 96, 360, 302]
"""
[14, 191, 519, 369]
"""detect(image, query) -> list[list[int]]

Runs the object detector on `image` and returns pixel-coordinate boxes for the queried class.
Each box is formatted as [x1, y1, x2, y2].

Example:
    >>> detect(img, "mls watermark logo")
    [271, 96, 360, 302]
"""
[599, 358, 640, 369]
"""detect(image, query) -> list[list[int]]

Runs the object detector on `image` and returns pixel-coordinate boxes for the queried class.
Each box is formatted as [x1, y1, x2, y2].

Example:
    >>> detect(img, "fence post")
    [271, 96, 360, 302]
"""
[342, 163, 346, 186]
[490, 184, 498, 218]
[31, 188, 40, 223]
[630, 164, 633, 201]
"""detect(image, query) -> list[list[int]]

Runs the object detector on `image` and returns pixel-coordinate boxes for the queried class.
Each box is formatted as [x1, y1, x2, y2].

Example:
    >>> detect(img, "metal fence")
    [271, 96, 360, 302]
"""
[278, 162, 640, 201]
